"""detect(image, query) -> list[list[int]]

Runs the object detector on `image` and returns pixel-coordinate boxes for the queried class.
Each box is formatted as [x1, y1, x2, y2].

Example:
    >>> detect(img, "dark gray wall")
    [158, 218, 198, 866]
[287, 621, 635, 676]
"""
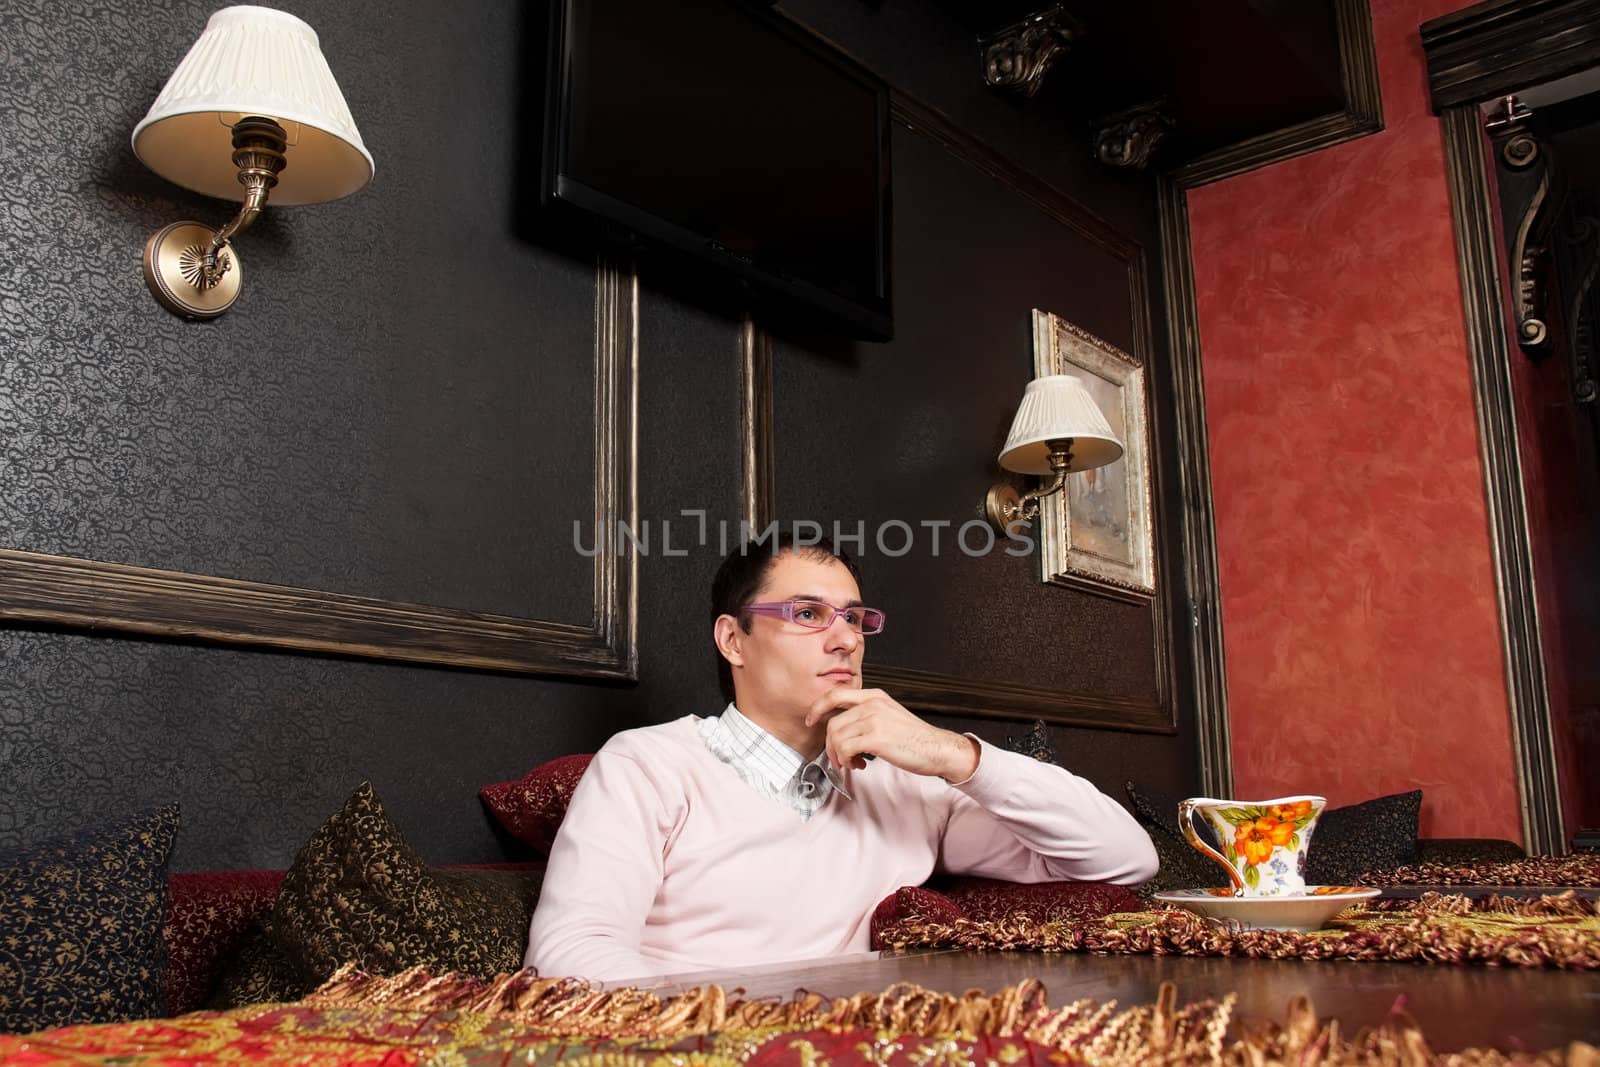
[0, 0, 1194, 871]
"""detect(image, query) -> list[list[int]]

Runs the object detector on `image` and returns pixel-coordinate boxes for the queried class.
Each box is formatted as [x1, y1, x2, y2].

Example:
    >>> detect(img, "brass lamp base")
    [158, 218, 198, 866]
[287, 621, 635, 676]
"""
[142, 221, 242, 319]
[986, 484, 1025, 531]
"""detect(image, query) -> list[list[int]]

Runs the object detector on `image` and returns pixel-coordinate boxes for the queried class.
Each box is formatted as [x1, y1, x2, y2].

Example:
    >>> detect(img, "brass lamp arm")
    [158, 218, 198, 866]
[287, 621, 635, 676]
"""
[142, 115, 288, 319]
[983, 438, 1076, 531]
[202, 178, 272, 287]
[1013, 467, 1068, 521]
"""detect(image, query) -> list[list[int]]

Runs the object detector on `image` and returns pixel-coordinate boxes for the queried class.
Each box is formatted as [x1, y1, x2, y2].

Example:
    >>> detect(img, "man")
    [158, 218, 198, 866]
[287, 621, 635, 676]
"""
[525, 534, 1157, 981]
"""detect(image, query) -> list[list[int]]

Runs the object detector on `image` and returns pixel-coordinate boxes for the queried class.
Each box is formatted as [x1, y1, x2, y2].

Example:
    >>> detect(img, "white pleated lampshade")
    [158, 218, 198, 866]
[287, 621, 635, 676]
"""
[132, 6, 373, 205]
[997, 374, 1124, 475]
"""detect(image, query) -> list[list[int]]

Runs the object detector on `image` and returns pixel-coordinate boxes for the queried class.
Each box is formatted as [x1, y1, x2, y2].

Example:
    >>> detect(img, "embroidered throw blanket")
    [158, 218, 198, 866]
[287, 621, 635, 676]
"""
[2, 969, 1594, 1066]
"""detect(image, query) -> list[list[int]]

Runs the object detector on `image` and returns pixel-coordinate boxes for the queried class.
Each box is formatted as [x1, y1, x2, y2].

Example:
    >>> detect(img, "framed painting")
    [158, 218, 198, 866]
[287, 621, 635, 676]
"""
[1032, 308, 1156, 603]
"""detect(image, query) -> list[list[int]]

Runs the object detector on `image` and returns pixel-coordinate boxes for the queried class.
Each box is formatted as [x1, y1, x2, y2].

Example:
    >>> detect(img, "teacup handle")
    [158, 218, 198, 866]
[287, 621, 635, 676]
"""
[1178, 799, 1245, 894]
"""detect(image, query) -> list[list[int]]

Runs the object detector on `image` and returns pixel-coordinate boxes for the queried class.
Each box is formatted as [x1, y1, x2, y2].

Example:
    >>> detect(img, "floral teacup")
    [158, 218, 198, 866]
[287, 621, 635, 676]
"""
[1178, 795, 1326, 897]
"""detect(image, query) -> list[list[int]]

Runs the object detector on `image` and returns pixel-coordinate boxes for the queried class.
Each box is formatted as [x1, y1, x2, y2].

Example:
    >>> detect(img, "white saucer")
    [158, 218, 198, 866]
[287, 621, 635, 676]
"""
[1152, 887, 1381, 931]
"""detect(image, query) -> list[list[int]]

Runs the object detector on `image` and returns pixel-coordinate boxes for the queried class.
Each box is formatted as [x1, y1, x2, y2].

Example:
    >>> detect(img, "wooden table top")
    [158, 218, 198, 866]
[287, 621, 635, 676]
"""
[629, 949, 1600, 1053]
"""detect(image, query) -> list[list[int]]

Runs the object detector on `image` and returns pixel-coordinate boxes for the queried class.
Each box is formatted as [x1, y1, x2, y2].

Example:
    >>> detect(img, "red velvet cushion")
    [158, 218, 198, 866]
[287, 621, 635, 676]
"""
[869, 885, 965, 949]
[164, 870, 285, 1016]
[479, 754, 594, 854]
[939, 876, 1144, 924]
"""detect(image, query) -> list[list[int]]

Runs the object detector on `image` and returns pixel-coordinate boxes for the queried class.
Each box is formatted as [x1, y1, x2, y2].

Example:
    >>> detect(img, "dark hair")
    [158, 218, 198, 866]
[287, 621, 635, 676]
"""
[710, 530, 862, 704]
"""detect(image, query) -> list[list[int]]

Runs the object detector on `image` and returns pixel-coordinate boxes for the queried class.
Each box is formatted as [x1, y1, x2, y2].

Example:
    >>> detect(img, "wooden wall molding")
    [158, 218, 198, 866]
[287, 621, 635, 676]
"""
[745, 91, 1178, 734]
[1154, 177, 1235, 793]
[0, 261, 640, 680]
[1420, 0, 1579, 853]
[889, 95, 1139, 263]
[1430, 111, 1567, 853]
[1422, 0, 1600, 113]
[864, 664, 1176, 734]
[738, 316, 776, 534]
[1175, 0, 1383, 188]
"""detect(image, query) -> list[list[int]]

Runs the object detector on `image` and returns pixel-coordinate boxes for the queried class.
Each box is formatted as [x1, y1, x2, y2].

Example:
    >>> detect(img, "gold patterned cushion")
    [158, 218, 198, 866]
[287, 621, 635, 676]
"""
[0, 805, 179, 1034]
[207, 919, 311, 1010]
[269, 783, 542, 986]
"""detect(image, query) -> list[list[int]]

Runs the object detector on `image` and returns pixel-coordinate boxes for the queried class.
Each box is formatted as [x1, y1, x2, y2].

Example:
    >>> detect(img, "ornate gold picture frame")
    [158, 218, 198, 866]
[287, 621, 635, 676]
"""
[1032, 308, 1156, 603]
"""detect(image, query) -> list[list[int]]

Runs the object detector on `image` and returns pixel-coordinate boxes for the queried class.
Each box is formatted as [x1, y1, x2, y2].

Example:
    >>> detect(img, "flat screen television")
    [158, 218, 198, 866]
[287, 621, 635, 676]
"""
[540, 0, 893, 341]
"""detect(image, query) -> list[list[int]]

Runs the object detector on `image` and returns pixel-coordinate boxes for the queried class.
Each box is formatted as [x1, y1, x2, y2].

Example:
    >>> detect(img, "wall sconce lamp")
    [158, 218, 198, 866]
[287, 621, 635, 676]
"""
[985, 374, 1124, 531]
[132, 6, 373, 319]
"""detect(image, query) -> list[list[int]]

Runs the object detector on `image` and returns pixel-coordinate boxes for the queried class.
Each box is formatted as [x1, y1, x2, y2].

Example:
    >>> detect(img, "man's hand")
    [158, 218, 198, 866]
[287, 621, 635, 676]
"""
[805, 687, 980, 783]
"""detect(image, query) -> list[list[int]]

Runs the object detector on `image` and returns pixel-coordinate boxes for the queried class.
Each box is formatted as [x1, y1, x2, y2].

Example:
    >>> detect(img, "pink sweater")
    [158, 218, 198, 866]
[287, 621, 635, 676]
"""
[525, 716, 1158, 982]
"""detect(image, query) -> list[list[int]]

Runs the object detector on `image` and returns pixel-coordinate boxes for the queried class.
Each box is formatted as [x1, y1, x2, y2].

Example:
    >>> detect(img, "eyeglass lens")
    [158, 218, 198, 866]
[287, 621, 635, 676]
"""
[791, 600, 885, 634]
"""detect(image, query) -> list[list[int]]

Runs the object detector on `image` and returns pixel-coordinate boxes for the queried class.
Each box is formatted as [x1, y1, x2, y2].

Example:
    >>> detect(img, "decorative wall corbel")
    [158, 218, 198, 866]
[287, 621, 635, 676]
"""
[1094, 101, 1173, 170]
[1486, 96, 1554, 357]
[979, 5, 1083, 98]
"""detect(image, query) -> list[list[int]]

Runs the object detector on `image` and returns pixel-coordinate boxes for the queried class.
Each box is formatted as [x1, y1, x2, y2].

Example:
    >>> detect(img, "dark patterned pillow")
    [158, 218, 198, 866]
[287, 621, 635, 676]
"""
[1125, 781, 1224, 893]
[207, 919, 310, 1010]
[480, 754, 594, 855]
[0, 805, 179, 1034]
[1304, 790, 1421, 885]
[270, 783, 543, 986]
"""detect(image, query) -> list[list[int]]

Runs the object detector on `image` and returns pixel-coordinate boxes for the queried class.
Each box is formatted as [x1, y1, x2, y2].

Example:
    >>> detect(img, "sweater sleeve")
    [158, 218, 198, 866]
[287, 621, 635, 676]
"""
[936, 737, 1158, 885]
[523, 747, 680, 982]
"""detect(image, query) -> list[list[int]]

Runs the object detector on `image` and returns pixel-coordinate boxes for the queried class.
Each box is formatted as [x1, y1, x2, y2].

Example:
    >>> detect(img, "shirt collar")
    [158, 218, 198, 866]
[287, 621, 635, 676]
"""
[717, 703, 802, 793]
[718, 703, 851, 803]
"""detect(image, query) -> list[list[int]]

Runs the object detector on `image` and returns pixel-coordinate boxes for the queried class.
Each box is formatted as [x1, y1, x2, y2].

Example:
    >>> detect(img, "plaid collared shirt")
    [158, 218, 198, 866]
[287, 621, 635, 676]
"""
[698, 703, 848, 820]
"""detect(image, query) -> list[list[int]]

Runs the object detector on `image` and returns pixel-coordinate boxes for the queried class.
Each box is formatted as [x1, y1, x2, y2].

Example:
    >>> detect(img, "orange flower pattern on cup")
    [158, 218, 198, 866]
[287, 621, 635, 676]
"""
[1234, 817, 1294, 865]
[1268, 800, 1314, 823]
[1178, 795, 1326, 897]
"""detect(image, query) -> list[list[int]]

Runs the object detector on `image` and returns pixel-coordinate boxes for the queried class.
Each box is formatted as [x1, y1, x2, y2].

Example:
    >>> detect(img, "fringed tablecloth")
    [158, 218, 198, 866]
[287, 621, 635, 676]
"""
[3, 968, 1595, 1067]
[877, 892, 1600, 969]
[1356, 854, 1600, 889]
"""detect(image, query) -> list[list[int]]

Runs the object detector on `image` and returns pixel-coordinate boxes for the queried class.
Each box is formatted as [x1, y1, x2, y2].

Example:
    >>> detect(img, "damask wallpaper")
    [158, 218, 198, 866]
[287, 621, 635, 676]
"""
[0, 0, 1190, 871]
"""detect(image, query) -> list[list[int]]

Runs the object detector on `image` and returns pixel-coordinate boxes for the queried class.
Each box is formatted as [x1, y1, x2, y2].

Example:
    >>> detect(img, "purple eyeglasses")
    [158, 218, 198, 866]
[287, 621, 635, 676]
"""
[743, 599, 887, 635]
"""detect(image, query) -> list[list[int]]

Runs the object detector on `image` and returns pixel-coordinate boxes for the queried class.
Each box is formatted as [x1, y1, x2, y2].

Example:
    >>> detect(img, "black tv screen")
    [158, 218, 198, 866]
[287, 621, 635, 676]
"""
[544, 0, 892, 340]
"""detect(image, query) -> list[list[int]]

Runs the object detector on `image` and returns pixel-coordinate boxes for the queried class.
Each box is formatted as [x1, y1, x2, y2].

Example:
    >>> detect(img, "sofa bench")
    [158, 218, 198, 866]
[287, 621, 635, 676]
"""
[161, 838, 1527, 1016]
[161, 865, 1147, 1015]
[7, 741, 1530, 1035]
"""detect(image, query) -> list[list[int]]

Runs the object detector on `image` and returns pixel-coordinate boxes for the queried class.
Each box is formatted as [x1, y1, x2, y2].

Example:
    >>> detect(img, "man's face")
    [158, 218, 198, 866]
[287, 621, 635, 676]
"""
[720, 551, 865, 722]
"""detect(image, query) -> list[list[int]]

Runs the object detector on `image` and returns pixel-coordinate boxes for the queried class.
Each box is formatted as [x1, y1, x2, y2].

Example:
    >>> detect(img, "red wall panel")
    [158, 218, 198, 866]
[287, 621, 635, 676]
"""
[1186, 0, 1523, 840]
